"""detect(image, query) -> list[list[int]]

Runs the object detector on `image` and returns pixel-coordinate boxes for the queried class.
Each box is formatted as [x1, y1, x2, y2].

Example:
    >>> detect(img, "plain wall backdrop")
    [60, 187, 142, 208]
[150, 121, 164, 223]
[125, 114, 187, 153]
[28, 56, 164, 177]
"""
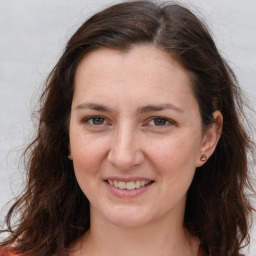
[0, 0, 255, 254]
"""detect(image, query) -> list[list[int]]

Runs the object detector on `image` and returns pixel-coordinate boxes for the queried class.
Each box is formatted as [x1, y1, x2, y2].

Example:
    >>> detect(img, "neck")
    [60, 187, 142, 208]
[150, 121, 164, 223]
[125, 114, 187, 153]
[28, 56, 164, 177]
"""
[72, 208, 199, 256]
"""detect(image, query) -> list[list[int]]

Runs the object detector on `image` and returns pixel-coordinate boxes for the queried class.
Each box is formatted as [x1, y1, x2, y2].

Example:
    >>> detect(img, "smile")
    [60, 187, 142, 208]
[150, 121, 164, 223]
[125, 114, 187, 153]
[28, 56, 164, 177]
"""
[107, 180, 152, 190]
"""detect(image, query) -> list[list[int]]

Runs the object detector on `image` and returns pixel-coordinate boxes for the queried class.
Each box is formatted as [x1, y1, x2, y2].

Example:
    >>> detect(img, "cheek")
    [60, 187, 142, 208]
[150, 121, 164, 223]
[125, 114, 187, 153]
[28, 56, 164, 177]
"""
[71, 144, 103, 202]
[146, 131, 201, 177]
[70, 129, 107, 165]
[70, 135, 108, 190]
[150, 136, 200, 203]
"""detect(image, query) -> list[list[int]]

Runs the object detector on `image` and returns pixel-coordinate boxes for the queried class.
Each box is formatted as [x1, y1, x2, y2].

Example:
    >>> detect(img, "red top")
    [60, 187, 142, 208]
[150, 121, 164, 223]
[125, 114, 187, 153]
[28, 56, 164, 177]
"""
[0, 248, 16, 256]
[0, 245, 207, 256]
[198, 245, 206, 256]
[0, 245, 206, 256]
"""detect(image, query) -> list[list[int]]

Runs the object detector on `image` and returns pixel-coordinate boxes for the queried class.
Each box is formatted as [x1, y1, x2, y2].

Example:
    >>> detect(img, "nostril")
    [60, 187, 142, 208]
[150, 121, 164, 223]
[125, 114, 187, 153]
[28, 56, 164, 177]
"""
[107, 148, 144, 170]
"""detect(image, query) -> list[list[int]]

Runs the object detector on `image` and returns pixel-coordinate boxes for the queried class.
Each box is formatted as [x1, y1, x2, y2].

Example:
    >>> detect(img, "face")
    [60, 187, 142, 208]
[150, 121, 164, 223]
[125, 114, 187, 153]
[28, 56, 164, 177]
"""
[69, 45, 208, 228]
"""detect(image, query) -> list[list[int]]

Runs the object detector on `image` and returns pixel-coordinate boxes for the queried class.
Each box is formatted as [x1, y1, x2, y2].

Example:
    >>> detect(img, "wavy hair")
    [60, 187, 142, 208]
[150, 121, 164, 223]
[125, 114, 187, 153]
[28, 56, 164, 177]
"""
[1, 1, 255, 255]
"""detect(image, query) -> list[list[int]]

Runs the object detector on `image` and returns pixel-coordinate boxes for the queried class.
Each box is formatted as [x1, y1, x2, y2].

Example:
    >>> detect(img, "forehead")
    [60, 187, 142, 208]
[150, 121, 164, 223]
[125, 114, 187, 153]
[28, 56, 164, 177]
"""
[73, 45, 197, 112]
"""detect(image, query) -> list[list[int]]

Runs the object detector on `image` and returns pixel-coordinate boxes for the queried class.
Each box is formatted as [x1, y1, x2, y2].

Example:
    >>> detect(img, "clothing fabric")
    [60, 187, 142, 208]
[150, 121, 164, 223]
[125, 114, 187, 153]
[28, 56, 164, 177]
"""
[0, 245, 243, 256]
[198, 245, 206, 256]
[0, 247, 16, 256]
[0, 246, 206, 256]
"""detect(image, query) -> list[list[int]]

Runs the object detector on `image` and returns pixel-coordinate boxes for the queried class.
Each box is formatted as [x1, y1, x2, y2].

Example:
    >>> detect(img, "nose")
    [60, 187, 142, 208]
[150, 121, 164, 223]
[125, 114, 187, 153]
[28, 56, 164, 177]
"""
[107, 125, 144, 170]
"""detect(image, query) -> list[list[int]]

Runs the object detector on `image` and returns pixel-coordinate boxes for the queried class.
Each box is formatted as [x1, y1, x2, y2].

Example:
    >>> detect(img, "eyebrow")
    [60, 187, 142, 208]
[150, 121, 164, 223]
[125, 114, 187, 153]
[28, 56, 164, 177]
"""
[138, 104, 184, 114]
[75, 103, 111, 112]
[75, 103, 184, 113]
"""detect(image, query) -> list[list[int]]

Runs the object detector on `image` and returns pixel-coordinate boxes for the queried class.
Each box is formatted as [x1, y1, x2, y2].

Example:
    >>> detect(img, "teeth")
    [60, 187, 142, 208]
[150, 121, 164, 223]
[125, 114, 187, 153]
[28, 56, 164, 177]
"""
[140, 180, 145, 186]
[127, 181, 135, 190]
[135, 180, 140, 188]
[118, 181, 126, 189]
[107, 180, 151, 190]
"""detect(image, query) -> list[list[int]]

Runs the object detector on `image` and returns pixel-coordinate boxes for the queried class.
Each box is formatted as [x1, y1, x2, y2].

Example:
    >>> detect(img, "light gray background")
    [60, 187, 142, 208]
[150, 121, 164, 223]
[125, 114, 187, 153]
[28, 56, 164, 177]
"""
[0, 0, 255, 254]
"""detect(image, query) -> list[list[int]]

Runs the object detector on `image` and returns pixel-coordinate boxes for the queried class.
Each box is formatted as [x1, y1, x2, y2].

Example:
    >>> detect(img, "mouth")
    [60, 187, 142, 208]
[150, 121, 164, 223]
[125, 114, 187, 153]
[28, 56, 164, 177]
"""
[105, 180, 154, 190]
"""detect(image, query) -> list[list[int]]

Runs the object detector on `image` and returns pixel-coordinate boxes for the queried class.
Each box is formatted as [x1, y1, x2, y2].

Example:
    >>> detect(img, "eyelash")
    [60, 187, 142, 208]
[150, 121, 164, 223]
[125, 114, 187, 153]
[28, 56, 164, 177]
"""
[145, 116, 175, 127]
[83, 116, 175, 128]
[84, 116, 109, 126]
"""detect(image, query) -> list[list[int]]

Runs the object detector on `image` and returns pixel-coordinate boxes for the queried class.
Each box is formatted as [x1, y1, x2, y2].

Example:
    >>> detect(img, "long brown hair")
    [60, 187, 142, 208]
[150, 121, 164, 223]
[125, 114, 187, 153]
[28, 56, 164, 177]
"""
[1, 1, 255, 255]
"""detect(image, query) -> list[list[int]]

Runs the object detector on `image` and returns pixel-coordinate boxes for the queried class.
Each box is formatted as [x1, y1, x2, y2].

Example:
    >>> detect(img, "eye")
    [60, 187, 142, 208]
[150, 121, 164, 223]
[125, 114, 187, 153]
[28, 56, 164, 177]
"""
[85, 116, 107, 126]
[152, 118, 168, 126]
[147, 117, 174, 127]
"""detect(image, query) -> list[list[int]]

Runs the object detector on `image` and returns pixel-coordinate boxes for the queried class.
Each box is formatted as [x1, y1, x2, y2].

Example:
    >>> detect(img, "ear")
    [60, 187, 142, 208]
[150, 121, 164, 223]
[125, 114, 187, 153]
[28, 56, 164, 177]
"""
[68, 143, 73, 160]
[196, 110, 223, 167]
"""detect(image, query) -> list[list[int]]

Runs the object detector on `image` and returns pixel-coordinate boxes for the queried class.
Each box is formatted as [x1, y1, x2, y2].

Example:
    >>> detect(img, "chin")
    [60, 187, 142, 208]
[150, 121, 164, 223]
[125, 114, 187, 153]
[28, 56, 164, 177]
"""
[108, 215, 150, 228]
[103, 206, 153, 228]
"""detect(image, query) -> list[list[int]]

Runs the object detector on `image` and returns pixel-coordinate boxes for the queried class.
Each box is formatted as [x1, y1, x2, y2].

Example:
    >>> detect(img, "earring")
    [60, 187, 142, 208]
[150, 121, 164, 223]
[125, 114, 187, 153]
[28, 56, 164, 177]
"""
[68, 152, 73, 160]
[200, 154, 208, 161]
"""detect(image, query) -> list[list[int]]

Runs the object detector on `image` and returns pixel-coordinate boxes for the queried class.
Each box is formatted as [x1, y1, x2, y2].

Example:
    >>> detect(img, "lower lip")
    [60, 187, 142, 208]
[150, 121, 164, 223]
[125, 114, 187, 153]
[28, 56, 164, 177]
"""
[104, 181, 154, 198]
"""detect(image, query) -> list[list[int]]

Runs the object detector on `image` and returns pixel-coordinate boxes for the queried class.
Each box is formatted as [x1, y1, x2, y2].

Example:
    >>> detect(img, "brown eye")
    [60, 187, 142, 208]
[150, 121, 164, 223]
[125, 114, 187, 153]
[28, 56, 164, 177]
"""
[147, 117, 173, 128]
[86, 116, 106, 125]
[92, 117, 105, 125]
[153, 118, 168, 126]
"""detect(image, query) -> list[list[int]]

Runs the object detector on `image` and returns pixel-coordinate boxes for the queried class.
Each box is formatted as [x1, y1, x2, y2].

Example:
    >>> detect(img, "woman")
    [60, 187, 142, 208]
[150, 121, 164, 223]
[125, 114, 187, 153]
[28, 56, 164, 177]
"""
[0, 1, 255, 255]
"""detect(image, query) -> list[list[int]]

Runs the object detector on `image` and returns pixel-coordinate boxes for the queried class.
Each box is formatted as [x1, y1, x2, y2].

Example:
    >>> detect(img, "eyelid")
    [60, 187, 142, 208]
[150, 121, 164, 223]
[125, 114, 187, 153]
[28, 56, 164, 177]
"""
[82, 115, 176, 128]
[83, 115, 110, 126]
[145, 116, 176, 127]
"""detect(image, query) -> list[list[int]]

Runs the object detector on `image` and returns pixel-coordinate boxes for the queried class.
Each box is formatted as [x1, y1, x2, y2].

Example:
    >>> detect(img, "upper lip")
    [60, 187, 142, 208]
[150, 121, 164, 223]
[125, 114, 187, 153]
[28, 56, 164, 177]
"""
[104, 176, 154, 182]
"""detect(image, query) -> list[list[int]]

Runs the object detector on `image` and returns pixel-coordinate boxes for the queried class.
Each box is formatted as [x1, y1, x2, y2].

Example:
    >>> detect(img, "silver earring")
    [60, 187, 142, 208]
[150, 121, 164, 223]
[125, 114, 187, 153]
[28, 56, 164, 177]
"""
[200, 154, 208, 161]
[68, 152, 73, 160]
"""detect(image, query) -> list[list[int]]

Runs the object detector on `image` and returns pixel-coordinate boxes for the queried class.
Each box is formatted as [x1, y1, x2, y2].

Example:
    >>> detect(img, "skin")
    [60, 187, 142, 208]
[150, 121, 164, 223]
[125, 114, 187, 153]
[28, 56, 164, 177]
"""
[69, 45, 223, 256]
